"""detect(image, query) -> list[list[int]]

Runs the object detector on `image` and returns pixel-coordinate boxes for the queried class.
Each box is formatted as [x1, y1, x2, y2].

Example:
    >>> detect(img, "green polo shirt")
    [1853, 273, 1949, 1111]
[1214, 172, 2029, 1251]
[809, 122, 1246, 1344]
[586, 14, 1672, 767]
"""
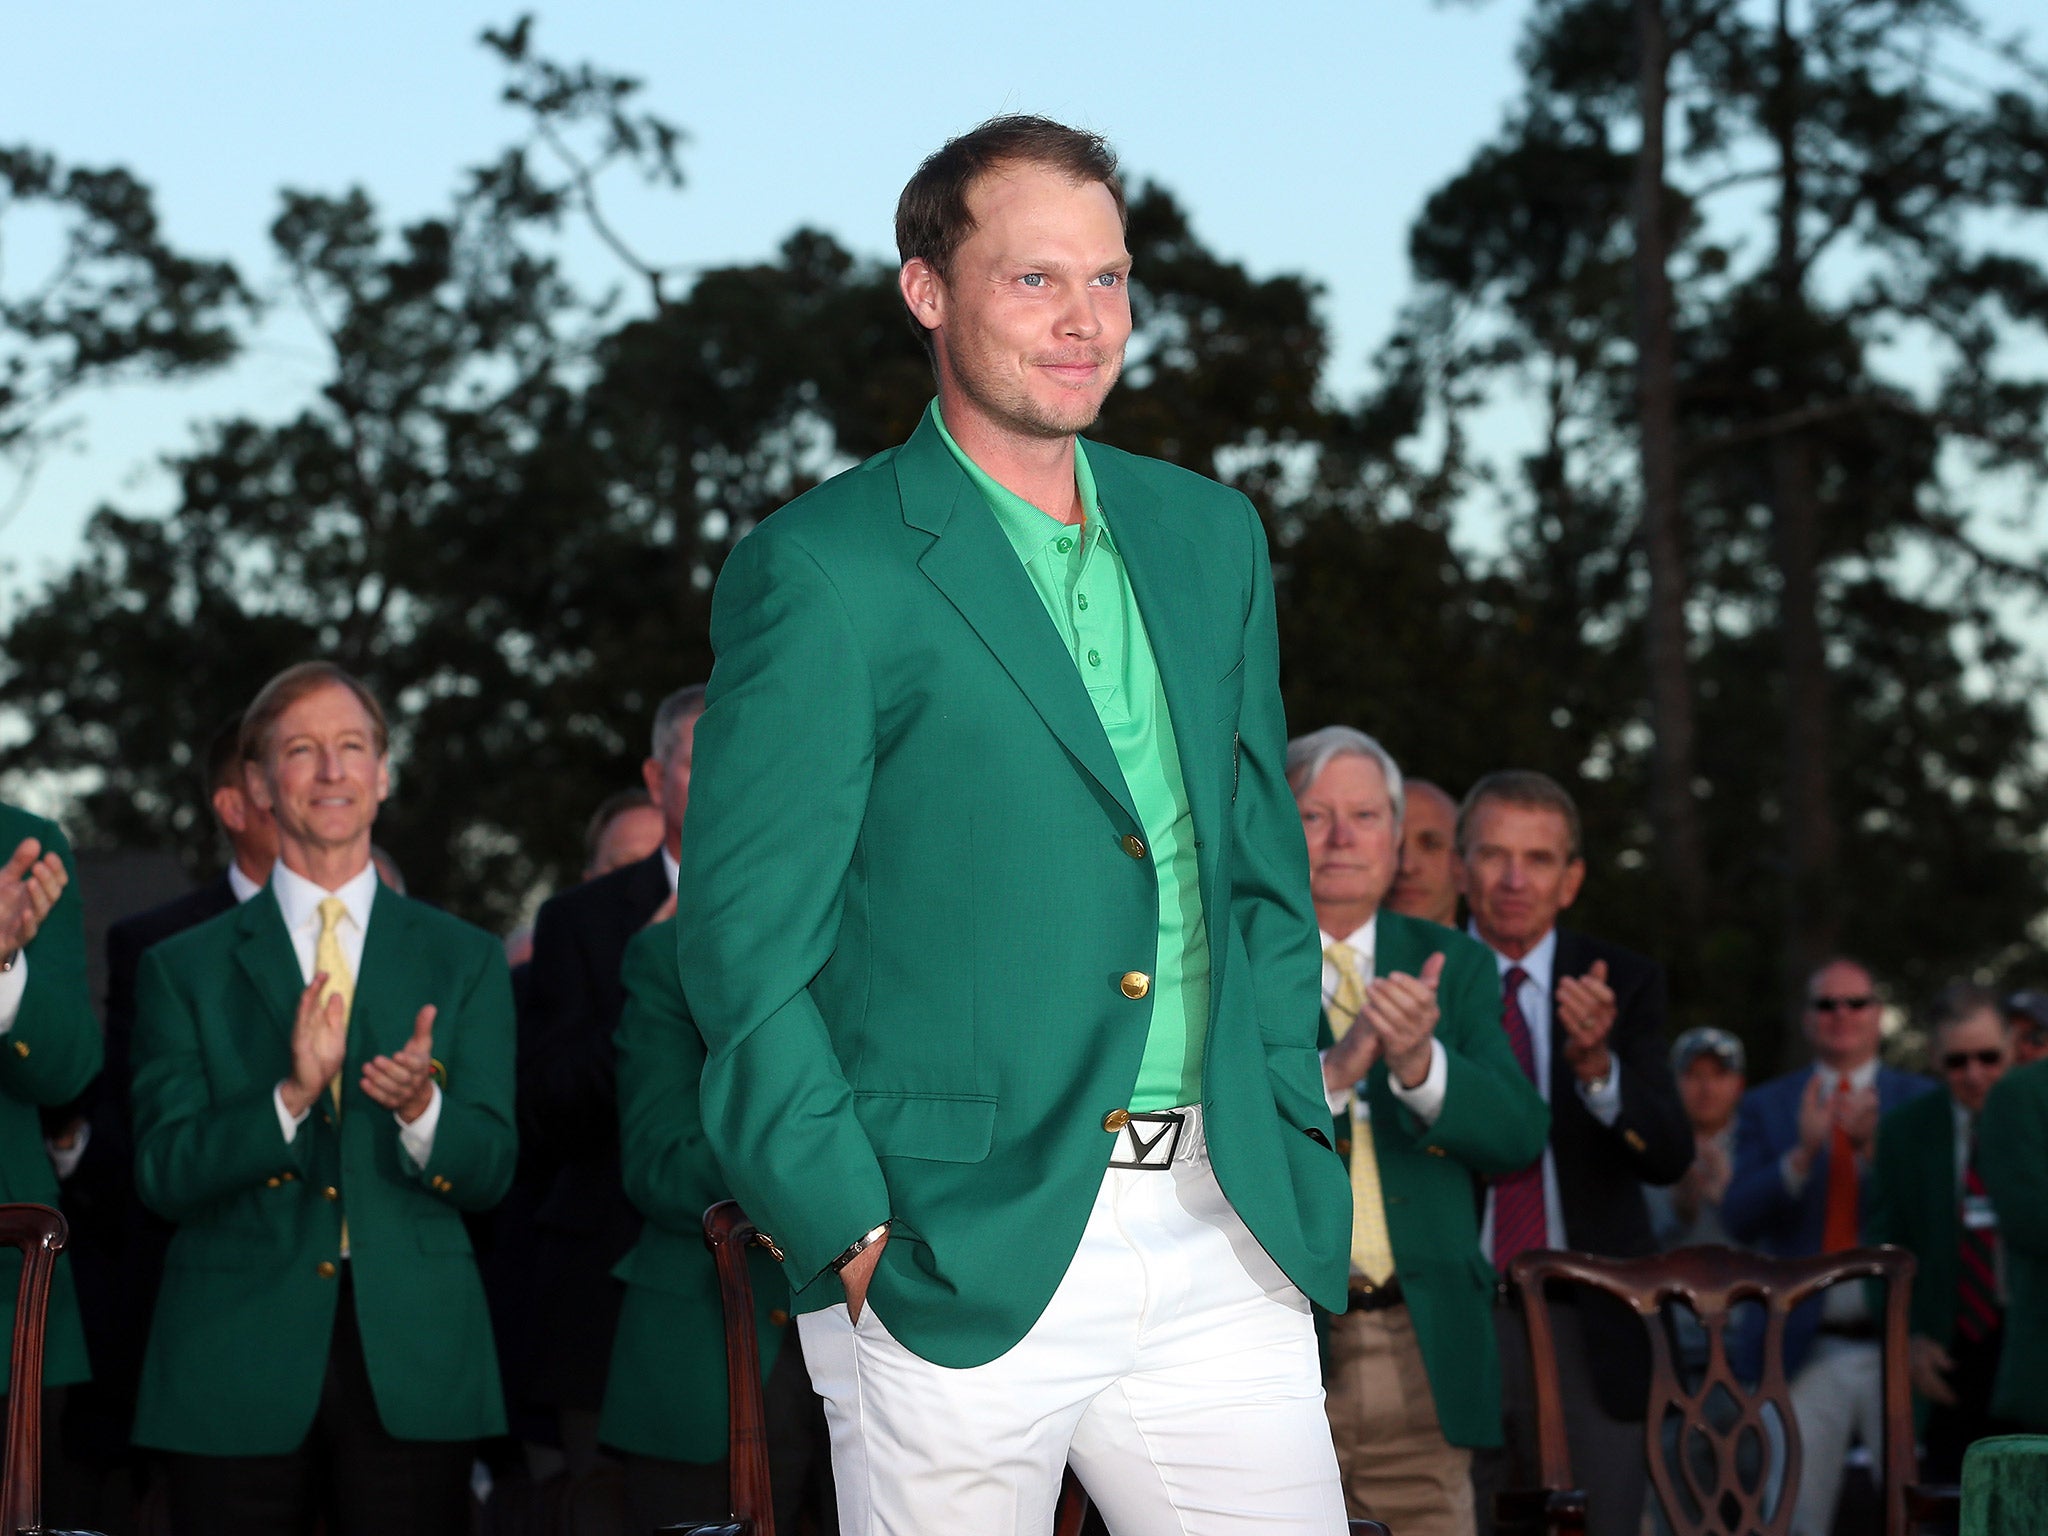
[932, 402, 1208, 1110]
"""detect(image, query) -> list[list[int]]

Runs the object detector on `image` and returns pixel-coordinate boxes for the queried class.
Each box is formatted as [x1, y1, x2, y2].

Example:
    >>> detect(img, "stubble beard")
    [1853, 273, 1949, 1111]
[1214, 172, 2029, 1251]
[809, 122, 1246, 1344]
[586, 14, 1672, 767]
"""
[949, 337, 1125, 441]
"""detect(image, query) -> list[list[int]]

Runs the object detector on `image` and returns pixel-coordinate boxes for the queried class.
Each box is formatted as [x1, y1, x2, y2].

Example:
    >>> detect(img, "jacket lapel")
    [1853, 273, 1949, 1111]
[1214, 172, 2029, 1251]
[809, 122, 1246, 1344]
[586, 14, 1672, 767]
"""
[1087, 447, 1222, 874]
[899, 416, 1141, 829]
[354, 883, 423, 1061]
[232, 888, 304, 1042]
[1371, 909, 1425, 981]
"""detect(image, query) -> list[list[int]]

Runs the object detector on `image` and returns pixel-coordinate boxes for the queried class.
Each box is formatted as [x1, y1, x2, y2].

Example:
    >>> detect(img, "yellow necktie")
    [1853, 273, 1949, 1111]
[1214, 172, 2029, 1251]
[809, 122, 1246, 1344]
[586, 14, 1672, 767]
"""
[315, 897, 353, 1251]
[1325, 942, 1396, 1285]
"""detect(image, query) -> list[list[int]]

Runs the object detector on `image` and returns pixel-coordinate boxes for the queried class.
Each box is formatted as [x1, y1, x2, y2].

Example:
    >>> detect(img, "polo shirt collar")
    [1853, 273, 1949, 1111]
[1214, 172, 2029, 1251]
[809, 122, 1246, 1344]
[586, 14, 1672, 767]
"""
[929, 399, 1109, 562]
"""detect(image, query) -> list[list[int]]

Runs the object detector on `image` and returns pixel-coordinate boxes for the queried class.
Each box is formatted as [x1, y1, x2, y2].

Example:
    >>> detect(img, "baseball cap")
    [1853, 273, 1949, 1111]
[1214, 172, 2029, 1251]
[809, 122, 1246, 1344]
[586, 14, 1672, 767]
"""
[1672, 1026, 1746, 1075]
[2004, 990, 2048, 1032]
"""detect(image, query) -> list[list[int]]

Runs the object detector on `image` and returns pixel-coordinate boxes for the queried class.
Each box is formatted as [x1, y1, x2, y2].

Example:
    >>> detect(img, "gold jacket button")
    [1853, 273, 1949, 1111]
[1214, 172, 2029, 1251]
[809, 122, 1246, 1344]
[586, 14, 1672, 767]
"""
[1426, 1146, 1447, 1157]
[11, 1039, 27, 1058]
[316, 1261, 338, 1279]
[1624, 1130, 1646, 1153]
[265, 1176, 282, 1188]
[1121, 834, 1147, 860]
[281, 1171, 296, 1182]
[323, 1186, 340, 1202]
[769, 1308, 790, 1327]
[1120, 971, 1151, 999]
[1103, 1108, 1131, 1133]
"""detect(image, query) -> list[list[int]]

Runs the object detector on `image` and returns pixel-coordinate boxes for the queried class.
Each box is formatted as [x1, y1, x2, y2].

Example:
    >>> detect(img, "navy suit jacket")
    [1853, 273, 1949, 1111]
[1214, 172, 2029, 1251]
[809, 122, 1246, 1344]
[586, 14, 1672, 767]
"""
[1724, 1062, 1933, 1375]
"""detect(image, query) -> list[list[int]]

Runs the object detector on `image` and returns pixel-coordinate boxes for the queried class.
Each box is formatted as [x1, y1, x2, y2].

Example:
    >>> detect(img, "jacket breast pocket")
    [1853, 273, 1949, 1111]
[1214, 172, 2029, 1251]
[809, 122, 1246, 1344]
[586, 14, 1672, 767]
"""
[854, 1091, 998, 1164]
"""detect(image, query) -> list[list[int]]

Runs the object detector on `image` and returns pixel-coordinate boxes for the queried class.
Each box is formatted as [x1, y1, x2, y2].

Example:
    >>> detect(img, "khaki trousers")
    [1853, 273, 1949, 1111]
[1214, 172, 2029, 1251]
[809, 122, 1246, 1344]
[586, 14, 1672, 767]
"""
[1324, 1303, 1474, 1536]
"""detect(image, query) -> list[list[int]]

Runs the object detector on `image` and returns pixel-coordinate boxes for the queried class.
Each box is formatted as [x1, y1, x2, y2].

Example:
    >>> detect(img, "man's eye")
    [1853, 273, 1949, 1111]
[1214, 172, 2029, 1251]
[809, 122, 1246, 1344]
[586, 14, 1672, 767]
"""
[1094, 273, 1122, 288]
[1021, 273, 1046, 288]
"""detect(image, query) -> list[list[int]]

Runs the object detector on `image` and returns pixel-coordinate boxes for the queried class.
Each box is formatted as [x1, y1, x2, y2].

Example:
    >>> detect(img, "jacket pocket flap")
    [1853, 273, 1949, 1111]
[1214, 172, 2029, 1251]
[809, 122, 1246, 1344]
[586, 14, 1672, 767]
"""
[853, 1091, 998, 1163]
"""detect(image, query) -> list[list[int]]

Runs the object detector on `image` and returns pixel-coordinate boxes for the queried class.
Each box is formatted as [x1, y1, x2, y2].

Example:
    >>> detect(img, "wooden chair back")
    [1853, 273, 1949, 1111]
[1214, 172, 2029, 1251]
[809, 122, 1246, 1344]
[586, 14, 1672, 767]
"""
[1507, 1244, 1916, 1536]
[2, 1203, 70, 1536]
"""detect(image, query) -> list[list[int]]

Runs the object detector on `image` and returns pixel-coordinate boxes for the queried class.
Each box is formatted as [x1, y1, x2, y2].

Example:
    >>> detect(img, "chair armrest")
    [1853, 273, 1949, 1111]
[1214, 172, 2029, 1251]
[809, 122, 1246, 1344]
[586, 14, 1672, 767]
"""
[1495, 1484, 1588, 1535]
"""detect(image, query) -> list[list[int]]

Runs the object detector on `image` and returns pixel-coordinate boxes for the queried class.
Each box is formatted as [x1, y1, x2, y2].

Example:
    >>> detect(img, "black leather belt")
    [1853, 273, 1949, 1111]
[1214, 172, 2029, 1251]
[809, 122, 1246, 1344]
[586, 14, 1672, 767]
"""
[1346, 1276, 1405, 1314]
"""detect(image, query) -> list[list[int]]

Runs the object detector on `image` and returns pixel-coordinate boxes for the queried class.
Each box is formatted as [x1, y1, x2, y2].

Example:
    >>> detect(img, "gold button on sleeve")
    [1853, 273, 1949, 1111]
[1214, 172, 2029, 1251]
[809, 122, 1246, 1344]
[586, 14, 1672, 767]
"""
[316, 1260, 338, 1279]
[11, 1040, 28, 1059]
[769, 1308, 790, 1327]
[1103, 1108, 1131, 1132]
[1120, 971, 1151, 999]
[323, 1186, 340, 1202]
[265, 1176, 281, 1188]
[1121, 834, 1147, 860]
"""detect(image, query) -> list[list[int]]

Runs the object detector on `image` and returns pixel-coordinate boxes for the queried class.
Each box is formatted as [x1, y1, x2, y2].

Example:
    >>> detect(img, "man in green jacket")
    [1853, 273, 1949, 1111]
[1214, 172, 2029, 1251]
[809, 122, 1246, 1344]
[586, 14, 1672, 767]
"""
[131, 662, 514, 1536]
[676, 115, 1352, 1534]
[1978, 1052, 2048, 1434]
[0, 804, 102, 1411]
[1290, 727, 1548, 1536]
[1868, 983, 2019, 1477]
[600, 918, 833, 1535]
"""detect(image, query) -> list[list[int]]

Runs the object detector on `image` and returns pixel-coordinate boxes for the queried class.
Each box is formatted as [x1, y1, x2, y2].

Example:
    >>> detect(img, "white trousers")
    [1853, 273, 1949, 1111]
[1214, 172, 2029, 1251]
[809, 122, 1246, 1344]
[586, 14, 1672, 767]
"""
[799, 1106, 1348, 1536]
[1788, 1335, 1883, 1536]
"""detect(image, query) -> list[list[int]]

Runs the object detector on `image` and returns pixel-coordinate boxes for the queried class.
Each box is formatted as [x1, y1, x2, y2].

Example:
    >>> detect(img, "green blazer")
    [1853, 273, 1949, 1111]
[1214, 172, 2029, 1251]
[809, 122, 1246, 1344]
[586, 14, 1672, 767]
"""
[1316, 909, 1550, 1448]
[600, 919, 786, 1464]
[0, 804, 101, 1394]
[130, 882, 515, 1454]
[676, 412, 1351, 1369]
[1868, 1083, 1964, 1426]
[1978, 1059, 2048, 1431]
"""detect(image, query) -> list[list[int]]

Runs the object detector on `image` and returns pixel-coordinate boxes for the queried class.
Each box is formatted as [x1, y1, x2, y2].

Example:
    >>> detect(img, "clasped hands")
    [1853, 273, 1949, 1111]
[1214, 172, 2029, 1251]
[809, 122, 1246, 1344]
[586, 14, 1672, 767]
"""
[1323, 952, 1446, 1095]
[0, 837, 67, 967]
[1793, 1070, 1879, 1173]
[1557, 959, 1619, 1086]
[279, 973, 438, 1125]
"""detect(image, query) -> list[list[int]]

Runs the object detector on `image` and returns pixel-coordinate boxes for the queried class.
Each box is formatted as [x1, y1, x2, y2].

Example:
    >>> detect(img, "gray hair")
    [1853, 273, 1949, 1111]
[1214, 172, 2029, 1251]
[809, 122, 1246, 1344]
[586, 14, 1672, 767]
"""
[649, 684, 707, 762]
[1286, 726, 1406, 829]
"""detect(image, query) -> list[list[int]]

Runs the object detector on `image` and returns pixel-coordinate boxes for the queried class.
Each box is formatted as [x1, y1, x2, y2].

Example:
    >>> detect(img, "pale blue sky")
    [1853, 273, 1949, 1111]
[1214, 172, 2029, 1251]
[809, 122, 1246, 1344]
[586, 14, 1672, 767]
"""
[4, 0, 1536, 582]
[4, 0, 2043, 596]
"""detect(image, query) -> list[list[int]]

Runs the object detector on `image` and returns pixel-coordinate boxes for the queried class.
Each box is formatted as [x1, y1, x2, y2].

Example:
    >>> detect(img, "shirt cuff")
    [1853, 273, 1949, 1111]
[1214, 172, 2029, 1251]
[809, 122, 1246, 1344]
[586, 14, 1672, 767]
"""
[1386, 1038, 1448, 1126]
[1318, 1048, 1354, 1116]
[1576, 1062, 1622, 1125]
[274, 1082, 312, 1145]
[0, 952, 26, 1034]
[46, 1118, 90, 1181]
[398, 1083, 443, 1170]
[1781, 1147, 1810, 1198]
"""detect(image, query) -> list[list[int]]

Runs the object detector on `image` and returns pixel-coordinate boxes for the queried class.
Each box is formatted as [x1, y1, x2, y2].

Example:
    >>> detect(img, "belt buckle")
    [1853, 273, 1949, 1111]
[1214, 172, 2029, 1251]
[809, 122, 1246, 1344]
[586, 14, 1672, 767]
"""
[1108, 1110, 1185, 1170]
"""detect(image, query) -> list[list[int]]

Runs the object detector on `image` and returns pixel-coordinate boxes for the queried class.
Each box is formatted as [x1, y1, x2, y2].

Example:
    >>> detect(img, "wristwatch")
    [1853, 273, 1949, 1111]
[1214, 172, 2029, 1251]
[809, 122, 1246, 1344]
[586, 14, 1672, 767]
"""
[829, 1219, 892, 1274]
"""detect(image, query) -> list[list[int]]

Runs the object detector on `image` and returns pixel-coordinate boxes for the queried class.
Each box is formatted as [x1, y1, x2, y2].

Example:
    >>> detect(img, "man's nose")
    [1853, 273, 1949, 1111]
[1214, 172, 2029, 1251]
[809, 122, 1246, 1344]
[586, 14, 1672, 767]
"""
[1058, 285, 1103, 339]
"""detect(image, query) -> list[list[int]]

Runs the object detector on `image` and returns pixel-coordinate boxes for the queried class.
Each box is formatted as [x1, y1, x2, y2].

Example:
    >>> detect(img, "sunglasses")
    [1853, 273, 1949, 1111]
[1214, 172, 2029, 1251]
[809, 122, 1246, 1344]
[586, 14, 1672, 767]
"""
[1808, 995, 1875, 1014]
[1942, 1049, 2004, 1072]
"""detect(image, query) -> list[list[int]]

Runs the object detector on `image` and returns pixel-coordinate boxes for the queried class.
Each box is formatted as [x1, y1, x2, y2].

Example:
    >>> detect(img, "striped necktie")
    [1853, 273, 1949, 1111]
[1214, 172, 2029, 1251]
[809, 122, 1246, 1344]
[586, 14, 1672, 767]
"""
[1956, 1130, 2002, 1343]
[1492, 965, 1547, 1271]
[1324, 943, 1396, 1285]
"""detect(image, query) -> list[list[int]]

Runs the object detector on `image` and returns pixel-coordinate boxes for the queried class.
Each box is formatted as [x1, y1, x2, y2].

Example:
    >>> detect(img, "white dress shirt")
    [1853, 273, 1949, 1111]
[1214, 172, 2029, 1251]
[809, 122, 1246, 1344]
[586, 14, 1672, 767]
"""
[661, 846, 680, 894]
[1318, 916, 1448, 1123]
[227, 861, 266, 905]
[0, 950, 25, 1034]
[1473, 926, 1621, 1255]
[269, 860, 441, 1171]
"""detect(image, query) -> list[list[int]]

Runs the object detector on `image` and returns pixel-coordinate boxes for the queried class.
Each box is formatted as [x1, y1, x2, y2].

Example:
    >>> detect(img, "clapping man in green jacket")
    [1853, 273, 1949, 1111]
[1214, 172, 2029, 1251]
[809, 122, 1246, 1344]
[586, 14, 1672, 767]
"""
[0, 804, 103, 1431]
[676, 116, 1352, 1535]
[131, 663, 515, 1536]
[1290, 728, 1548, 1536]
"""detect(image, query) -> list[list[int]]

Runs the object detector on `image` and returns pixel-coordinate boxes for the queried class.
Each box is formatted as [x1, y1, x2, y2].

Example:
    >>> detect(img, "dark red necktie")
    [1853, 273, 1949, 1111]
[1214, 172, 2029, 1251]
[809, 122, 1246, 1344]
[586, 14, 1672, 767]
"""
[1492, 964, 1547, 1271]
[1956, 1136, 2001, 1344]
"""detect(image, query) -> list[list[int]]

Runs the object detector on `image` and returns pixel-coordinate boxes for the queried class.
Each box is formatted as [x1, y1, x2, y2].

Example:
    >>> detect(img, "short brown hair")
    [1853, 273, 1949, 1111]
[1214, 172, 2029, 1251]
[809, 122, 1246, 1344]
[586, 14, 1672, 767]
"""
[894, 115, 1126, 356]
[240, 661, 390, 764]
[1456, 770, 1584, 860]
[583, 787, 654, 866]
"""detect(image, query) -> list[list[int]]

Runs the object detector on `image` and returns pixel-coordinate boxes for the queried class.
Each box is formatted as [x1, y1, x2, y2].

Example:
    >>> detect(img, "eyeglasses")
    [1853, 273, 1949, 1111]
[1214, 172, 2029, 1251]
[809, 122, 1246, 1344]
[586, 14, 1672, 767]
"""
[1942, 1049, 2005, 1072]
[1808, 995, 1875, 1013]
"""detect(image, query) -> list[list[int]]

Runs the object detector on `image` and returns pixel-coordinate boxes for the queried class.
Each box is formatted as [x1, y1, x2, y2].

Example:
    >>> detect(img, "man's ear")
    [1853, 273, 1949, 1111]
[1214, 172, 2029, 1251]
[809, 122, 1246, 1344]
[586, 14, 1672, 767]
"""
[641, 756, 664, 811]
[1558, 857, 1587, 912]
[213, 783, 249, 835]
[375, 755, 392, 805]
[900, 258, 946, 333]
